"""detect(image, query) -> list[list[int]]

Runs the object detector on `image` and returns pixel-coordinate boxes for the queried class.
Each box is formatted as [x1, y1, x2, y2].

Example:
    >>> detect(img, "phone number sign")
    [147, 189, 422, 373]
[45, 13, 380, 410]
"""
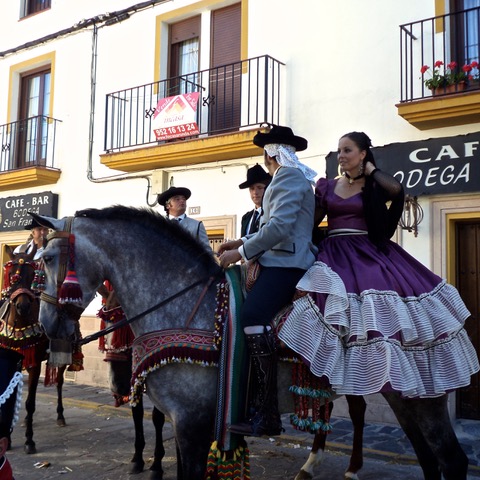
[152, 92, 200, 141]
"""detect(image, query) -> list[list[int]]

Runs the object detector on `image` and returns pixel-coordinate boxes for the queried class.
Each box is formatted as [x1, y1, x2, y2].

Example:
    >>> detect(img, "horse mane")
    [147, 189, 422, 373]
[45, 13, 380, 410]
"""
[75, 205, 220, 275]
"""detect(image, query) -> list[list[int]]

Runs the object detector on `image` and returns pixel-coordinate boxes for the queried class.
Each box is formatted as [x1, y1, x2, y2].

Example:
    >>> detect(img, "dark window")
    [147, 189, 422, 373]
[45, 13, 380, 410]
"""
[22, 0, 51, 18]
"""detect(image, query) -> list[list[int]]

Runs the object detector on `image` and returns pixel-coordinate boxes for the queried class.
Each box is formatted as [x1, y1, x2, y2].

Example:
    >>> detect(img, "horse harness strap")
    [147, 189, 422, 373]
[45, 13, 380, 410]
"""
[184, 275, 216, 331]
[41, 217, 74, 305]
[78, 274, 219, 346]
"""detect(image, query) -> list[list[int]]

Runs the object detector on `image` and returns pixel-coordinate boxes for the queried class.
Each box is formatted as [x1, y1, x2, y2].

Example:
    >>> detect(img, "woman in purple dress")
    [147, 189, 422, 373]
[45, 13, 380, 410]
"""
[279, 131, 479, 398]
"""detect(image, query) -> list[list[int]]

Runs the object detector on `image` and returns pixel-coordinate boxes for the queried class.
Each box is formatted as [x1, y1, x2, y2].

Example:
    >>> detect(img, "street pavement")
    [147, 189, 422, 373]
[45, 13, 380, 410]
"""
[6, 378, 480, 479]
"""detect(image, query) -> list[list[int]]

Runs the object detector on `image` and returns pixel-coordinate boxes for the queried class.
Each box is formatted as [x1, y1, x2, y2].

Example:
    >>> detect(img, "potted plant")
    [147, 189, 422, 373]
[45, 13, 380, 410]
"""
[420, 60, 446, 92]
[420, 60, 474, 95]
[443, 61, 469, 92]
[467, 60, 480, 90]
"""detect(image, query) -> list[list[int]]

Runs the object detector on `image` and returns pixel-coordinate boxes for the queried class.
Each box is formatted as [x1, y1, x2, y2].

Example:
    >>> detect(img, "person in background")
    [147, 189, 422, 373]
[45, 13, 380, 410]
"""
[157, 186, 211, 251]
[279, 131, 479, 399]
[218, 125, 318, 437]
[239, 164, 271, 236]
[0, 347, 23, 480]
[13, 219, 49, 260]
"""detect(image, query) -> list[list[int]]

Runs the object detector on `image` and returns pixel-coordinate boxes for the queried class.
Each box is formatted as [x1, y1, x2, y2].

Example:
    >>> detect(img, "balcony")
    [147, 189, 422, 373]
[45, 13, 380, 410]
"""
[397, 6, 480, 129]
[101, 55, 284, 172]
[0, 116, 61, 190]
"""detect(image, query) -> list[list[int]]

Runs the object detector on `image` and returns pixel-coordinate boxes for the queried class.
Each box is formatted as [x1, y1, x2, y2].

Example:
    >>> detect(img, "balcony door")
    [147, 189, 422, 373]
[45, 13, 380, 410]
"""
[452, 0, 480, 65]
[168, 16, 201, 96]
[168, 3, 241, 135]
[17, 69, 51, 168]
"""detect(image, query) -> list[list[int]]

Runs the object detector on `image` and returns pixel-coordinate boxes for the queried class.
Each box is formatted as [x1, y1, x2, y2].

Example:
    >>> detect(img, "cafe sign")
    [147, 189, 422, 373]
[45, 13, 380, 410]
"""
[0, 191, 58, 231]
[326, 131, 480, 196]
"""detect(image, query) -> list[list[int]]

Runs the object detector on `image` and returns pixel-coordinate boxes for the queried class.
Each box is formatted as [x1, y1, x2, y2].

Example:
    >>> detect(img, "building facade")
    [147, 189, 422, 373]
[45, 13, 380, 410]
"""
[0, 0, 478, 424]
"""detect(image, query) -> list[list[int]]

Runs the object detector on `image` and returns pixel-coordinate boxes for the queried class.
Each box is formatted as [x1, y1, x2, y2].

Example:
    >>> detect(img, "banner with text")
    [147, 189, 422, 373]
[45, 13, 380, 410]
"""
[0, 192, 58, 231]
[326, 132, 480, 196]
[152, 92, 200, 141]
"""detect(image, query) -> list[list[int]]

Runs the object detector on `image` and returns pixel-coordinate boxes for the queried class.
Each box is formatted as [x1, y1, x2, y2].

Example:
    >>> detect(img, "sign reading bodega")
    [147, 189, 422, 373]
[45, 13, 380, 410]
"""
[0, 191, 58, 231]
[326, 132, 480, 196]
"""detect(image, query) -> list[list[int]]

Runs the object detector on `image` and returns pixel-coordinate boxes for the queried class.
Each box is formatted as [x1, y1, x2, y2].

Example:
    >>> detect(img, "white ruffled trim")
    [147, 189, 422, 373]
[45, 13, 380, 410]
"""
[279, 264, 480, 398]
[0, 371, 24, 430]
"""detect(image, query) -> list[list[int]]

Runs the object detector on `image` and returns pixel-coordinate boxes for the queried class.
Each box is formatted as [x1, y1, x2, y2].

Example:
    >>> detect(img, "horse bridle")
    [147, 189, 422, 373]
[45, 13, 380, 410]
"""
[39, 217, 84, 321]
[38, 215, 222, 346]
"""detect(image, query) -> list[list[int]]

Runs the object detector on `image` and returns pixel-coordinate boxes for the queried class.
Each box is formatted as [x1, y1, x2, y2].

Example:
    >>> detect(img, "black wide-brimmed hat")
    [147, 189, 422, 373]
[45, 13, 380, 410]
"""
[238, 164, 271, 189]
[24, 217, 46, 230]
[253, 124, 308, 152]
[0, 347, 23, 438]
[157, 186, 192, 207]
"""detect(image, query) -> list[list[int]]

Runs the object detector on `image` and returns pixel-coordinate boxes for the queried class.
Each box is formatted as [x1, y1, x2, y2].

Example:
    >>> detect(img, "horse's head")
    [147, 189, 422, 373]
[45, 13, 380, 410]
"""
[3, 245, 39, 325]
[27, 213, 90, 342]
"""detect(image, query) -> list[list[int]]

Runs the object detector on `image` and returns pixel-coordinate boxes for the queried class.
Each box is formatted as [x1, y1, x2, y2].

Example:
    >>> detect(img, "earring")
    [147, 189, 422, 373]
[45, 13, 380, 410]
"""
[358, 163, 364, 175]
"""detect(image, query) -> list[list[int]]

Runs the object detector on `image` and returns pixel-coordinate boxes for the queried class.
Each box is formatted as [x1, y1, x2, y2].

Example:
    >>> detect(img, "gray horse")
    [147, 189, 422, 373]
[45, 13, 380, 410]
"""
[33, 207, 469, 480]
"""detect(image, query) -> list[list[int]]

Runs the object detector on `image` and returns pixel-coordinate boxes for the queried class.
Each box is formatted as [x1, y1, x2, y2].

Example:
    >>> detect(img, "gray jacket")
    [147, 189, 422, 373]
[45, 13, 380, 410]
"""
[177, 216, 211, 251]
[242, 167, 317, 269]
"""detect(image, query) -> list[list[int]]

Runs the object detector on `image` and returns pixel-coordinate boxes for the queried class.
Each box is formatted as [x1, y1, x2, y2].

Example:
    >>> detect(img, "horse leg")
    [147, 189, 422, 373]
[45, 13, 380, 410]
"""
[130, 395, 146, 474]
[294, 402, 331, 480]
[56, 365, 66, 426]
[149, 406, 166, 480]
[344, 395, 366, 480]
[173, 416, 213, 480]
[383, 392, 468, 480]
[24, 364, 41, 454]
[176, 440, 183, 480]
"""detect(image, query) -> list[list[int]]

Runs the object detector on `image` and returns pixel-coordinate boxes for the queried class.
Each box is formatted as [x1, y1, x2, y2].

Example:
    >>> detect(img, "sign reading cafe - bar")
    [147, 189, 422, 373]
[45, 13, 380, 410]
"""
[326, 132, 480, 197]
[0, 191, 58, 231]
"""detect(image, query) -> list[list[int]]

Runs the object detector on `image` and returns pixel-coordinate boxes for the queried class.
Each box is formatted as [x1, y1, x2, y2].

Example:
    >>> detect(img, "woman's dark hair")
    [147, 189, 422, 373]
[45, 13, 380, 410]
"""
[341, 132, 403, 249]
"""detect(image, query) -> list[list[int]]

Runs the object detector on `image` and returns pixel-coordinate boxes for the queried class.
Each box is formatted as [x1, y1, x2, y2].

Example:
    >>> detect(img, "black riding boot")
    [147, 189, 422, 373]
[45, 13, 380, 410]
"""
[229, 329, 282, 437]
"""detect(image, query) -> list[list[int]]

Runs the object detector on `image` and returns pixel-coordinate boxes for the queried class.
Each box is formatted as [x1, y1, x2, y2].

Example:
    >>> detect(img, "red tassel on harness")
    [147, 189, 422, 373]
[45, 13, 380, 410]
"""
[58, 270, 83, 305]
[58, 235, 83, 305]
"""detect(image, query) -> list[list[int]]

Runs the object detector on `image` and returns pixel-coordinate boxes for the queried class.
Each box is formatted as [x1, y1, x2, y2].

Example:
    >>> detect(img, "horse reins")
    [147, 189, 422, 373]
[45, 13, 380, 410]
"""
[78, 274, 218, 346]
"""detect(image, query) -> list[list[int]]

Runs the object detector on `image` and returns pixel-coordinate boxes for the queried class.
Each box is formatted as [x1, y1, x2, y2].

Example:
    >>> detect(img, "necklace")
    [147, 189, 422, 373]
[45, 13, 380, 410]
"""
[344, 172, 365, 185]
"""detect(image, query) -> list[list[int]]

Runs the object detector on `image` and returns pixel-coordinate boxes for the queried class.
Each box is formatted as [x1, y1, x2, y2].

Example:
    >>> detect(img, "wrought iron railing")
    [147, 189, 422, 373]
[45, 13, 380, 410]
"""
[0, 116, 60, 172]
[400, 6, 480, 102]
[104, 55, 284, 152]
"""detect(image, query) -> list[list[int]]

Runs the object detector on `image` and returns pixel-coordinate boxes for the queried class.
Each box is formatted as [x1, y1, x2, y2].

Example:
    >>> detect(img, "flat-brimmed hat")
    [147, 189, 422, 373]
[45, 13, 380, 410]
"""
[238, 164, 271, 189]
[24, 218, 46, 230]
[157, 187, 192, 207]
[253, 124, 307, 152]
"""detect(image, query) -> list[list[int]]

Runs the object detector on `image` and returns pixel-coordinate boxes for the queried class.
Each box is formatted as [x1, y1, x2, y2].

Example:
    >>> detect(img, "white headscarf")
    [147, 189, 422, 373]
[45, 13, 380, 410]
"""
[264, 144, 317, 183]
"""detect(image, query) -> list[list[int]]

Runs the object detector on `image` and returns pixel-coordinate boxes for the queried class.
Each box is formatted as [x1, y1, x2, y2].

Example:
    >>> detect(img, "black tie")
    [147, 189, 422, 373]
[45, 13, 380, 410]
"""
[250, 210, 260, 234]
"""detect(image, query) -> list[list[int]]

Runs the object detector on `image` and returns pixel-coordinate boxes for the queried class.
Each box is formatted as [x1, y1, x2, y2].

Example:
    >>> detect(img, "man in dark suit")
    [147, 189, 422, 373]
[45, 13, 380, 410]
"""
[218, 125, 318, 437]
[239, 164, 271, 236]
[157, 186, 211, 251]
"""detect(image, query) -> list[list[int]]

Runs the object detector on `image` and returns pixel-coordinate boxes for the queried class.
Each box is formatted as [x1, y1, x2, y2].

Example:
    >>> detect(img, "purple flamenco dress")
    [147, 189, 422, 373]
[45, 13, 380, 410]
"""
[279, 177, 479, 398]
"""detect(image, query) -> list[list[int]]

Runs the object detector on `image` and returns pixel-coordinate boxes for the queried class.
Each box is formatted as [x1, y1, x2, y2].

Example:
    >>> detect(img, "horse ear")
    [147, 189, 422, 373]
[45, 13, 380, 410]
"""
[4, 245, 14, 261]
[28, 212, 65, 231]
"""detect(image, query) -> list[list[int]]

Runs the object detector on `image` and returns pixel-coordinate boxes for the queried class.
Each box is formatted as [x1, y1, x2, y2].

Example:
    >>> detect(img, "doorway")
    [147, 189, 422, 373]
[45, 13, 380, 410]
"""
[456, 220, 480, 419]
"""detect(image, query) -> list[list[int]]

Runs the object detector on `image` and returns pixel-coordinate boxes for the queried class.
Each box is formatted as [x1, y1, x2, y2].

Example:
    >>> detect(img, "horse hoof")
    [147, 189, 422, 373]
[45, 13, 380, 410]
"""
[149, 469, 164, 480]
[57, 418, 66, 427]
[345, 472, 359, 480]
[129, 461, 145, 474]
[24, 443, 37, 454]
[294, 470, 313, 480]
